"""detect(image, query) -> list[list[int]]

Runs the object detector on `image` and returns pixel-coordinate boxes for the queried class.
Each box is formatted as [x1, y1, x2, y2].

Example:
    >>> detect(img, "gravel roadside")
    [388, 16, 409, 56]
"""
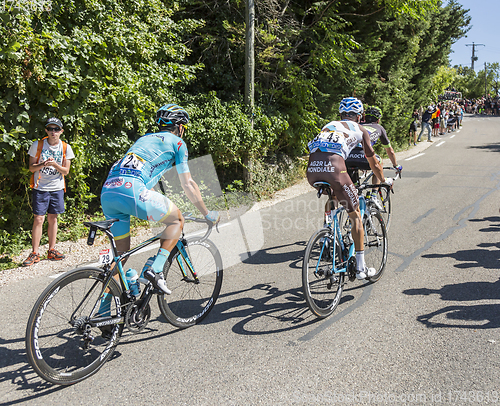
[0, 140, 431, 288]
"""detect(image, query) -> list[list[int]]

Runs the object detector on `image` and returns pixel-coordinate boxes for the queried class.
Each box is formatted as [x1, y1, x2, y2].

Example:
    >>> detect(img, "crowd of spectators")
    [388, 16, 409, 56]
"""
[409, 94, 499, 145]
[463, 96, 500, 115]
[409, 101, 463, 145]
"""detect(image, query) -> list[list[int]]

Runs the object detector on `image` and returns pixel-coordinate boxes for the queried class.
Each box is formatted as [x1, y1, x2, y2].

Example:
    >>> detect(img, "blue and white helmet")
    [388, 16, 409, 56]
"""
[339, 97, 364, 115]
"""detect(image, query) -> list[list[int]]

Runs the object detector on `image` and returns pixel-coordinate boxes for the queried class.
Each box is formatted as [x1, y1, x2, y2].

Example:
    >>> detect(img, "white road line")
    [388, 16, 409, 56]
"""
[436, 141, 445, 147]
[405, 153, 425, 161]
[450, 134, 456, 138]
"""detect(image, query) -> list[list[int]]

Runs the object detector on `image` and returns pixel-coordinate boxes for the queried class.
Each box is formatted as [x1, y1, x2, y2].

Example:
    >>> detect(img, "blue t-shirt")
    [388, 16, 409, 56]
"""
[106, 131, 190, 189]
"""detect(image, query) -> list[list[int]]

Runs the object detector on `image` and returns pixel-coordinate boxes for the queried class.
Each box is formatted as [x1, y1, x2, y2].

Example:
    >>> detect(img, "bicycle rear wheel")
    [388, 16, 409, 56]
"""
[25, 267, 123, 385]
[158, 237, 223, 328]
[364, 210, 388, 282]
[302, 228, 345, 318]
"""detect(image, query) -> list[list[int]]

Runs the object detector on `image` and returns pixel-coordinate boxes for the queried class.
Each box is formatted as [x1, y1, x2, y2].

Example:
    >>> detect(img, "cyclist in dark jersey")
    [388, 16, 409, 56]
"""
[345, 106, 402, 184]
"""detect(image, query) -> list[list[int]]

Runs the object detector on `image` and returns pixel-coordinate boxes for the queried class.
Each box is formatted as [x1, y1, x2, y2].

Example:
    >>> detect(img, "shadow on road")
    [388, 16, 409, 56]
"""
[468, 142, 500, 153]
[0, 334, 70, 405]
[404, 279, 500, 329]
[403, 218, 500, 329]
[241, 240, 307, 269]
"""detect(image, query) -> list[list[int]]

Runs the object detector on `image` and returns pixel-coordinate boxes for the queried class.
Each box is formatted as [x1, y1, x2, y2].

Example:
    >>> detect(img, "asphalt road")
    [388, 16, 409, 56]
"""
[2, 114, 500, 405]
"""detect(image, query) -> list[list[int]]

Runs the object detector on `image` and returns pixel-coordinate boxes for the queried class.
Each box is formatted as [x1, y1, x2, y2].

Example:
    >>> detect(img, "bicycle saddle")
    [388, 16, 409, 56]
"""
[83, 219, 120, 231]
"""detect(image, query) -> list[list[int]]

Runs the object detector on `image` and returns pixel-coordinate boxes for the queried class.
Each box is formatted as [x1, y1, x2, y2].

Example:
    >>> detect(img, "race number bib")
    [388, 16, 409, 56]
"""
[119, 153, 145, 177]
[98, 248, 112, 265]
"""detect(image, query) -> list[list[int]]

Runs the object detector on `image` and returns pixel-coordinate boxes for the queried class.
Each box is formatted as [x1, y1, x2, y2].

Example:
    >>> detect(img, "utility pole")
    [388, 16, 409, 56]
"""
[244, 0, 255, 183]
[245, 0, 255, 123]
[466, 42, 485, 70]
[485, 62, 487, 97]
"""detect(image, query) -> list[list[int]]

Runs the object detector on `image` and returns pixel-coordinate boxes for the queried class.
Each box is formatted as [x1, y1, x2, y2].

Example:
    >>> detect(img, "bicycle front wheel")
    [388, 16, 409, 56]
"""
[302, 228, 345, 318]
[377, 187, 391, 230]
[25, 267, 124, 385]
[364, 210, 388, 282]
[158, 237, 223, 328]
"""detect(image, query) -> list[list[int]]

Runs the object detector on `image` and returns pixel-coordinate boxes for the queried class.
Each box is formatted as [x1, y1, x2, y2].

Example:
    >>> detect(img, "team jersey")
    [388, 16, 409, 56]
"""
[361, 123, 390, 147]
[105, 131, 189, 188]
[308, 120, 365, 160]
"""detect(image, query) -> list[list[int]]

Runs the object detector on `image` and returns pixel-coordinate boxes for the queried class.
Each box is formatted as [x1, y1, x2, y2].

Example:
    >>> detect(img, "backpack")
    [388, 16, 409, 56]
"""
[30, 136, 68, 192]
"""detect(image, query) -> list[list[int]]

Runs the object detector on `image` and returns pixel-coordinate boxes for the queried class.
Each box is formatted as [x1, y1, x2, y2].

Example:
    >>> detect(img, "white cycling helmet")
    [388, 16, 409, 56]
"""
[339, 97, 364, 115]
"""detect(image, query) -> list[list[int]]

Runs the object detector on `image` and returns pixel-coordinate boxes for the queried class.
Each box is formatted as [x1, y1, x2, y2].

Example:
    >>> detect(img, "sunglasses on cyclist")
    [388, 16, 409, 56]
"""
[46, 127, 61, 132]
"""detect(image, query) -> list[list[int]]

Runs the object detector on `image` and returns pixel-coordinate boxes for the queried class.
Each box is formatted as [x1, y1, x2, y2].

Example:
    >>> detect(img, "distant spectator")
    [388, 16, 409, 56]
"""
[439, 105, 446, 135]
[417, 106, 433, 143]
[23, 118, 75, 267]
[447, 111, 457, 132]
[431, 105, 440, 137]
[409, 109, 419, 146]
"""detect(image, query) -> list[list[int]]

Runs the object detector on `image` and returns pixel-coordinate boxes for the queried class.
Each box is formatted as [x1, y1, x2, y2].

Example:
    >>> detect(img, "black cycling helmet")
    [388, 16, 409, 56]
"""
[364, 106, 382, 121]
[156, 104, 189, 127]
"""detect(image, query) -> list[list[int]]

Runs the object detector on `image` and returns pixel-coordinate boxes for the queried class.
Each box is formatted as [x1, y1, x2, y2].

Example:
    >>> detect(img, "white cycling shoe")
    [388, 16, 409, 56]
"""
[143, 268, 172, 295]
[356, 266, 376, 280]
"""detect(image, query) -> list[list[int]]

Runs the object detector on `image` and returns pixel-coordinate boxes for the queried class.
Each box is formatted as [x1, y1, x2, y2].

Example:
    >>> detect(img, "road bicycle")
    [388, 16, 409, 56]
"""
[25, 214, 222, 385]
[348, 166, 400, 230]
[302, 181, 389, 318]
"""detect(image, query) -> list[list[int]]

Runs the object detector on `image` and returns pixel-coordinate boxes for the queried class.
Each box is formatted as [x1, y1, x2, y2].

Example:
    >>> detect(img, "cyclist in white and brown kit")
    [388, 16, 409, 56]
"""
[306, 97, 393, 280]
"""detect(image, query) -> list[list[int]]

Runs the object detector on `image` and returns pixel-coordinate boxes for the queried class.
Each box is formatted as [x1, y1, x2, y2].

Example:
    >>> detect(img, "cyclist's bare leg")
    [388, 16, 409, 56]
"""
[348, 208, 364, 252]
[141, 205, 185, 295]
[158, 206, 184, 252]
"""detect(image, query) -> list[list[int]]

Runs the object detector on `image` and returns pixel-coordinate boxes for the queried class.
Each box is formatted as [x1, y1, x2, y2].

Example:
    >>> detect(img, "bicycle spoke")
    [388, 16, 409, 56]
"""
[158, 238, 223, 328]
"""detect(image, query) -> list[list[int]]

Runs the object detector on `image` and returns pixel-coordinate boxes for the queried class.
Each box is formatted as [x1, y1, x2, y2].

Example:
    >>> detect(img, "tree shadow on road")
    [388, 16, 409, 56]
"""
[403, 233, 500, 329]
[240, 240, 307, 269]
[468, 142, 500, 153]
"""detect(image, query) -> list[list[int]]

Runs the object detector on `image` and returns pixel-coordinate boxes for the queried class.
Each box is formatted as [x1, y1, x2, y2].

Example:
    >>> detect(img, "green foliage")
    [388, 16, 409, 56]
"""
[453, 63, 500, 98]
[184, 92, 288, 169]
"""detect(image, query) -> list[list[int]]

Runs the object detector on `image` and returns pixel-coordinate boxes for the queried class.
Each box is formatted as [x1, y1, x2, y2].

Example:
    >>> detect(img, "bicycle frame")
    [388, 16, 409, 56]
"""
[91, 214, 214, 310]
[325, 196, 366, 275]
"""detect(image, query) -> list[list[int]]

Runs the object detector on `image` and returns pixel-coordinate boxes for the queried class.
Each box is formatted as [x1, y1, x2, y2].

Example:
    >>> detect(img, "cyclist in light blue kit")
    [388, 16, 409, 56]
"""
[101, 104, 219, 295]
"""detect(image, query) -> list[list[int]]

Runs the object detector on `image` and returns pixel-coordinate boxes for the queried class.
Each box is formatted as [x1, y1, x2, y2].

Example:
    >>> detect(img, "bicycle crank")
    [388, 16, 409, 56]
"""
[125, 301, 151, 333]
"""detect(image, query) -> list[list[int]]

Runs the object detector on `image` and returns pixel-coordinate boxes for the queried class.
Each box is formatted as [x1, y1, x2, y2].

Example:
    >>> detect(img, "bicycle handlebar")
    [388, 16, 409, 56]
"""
[182, 212, 218, 241]
[357, 183, 392, 193]
[383, 166, 402, 180]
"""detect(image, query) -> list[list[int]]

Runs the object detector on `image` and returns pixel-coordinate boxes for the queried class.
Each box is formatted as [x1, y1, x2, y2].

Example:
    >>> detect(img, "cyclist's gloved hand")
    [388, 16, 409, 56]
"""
[205, 210, 220, 224]
[384, 177, 394, 187]
[394, 165, 403, 177]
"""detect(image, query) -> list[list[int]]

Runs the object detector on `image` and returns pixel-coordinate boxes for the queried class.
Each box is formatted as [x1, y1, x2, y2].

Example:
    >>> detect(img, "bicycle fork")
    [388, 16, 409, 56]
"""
[175, 239, 199, 283]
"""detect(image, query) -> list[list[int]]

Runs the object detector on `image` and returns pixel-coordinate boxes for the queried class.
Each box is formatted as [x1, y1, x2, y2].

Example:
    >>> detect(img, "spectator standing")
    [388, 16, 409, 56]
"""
[417, 106, 433, 143]
[439, 104, 446, 135]
[431, 105, 440, 137]
[23, 118, 75, 266]
[409, 109, 419, 146]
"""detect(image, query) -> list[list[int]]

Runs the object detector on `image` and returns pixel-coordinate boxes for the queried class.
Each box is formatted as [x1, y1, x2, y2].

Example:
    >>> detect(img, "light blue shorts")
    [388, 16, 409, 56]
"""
[101, 177, 174, 240]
